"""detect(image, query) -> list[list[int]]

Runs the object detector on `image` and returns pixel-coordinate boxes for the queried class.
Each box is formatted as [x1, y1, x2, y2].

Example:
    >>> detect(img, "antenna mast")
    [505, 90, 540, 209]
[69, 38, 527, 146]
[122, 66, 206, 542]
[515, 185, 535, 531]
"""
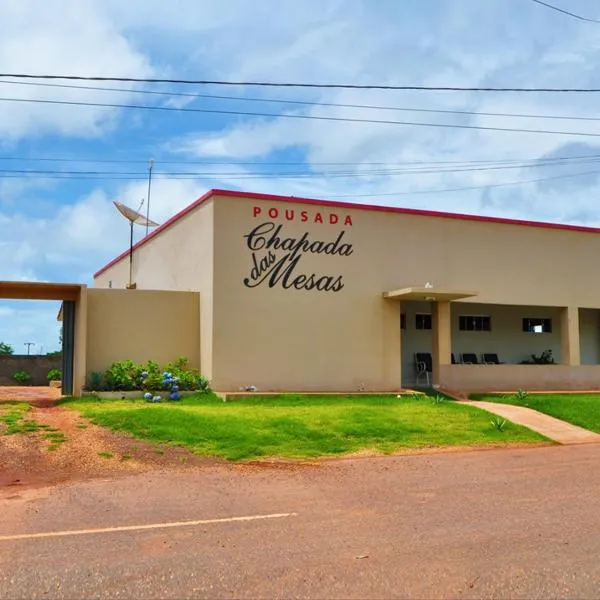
[145, 158, 154, 237]
[113, 201, 159, 289]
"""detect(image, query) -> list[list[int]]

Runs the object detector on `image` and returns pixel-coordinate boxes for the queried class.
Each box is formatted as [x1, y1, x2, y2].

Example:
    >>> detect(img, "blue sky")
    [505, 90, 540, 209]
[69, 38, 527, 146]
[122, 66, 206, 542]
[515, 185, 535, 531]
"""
[2, 0, 600, 353]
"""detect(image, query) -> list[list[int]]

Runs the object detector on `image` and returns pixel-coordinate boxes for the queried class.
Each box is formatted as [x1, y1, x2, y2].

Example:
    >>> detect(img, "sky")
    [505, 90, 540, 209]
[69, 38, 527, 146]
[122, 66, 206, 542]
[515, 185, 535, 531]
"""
[2, 0, 600, 354]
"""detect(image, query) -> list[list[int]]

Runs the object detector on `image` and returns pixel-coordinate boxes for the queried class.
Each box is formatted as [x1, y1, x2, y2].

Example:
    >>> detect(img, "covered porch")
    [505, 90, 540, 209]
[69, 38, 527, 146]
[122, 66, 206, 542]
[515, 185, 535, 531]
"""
[384, 286, 600, 392]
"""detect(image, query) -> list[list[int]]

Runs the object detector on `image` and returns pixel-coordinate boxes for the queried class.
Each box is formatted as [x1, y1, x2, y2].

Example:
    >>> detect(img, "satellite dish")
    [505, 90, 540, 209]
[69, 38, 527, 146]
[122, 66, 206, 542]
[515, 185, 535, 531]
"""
[113, 200, 159, 227]
[113, 200, 160, 288]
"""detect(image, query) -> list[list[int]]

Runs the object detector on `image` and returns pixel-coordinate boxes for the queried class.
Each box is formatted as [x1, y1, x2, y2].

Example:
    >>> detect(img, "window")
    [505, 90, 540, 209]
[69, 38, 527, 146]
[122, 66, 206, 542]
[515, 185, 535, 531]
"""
[523, 318, 552, 333]
[459, 315, 491, 332]
[415, 314, 432, 330]
[401, 313, 406, 329]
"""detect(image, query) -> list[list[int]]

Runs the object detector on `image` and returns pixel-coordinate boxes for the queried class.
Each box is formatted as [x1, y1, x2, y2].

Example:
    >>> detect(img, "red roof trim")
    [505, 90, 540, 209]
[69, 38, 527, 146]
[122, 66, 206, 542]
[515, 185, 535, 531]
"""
[94, 187, 600, 278]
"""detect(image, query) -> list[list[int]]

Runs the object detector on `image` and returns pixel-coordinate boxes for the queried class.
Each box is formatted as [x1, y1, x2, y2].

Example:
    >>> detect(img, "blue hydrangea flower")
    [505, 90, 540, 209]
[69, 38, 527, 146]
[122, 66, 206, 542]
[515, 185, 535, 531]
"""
[141, 371, 149, 378]
[143, 392, 152, 400]
[152, 395, 162, 402]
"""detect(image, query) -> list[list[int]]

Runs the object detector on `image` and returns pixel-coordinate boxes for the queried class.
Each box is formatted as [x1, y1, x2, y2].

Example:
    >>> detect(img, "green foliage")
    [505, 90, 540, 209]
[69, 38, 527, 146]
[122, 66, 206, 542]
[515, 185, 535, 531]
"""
[104, 359, 144, 391]
[515, 388, 528, 402]
[64, 394, 545, 461]
[88, 371, 103, 391]
[47, 368, 62, 381]
[99, 357, 210, 393]
[490, 415, 507, 432]
[431, 394, 446, 404]
[520, 350, 555, 365]
[0, 342, 14, 355]
[12, 370, 31, 385]
[46, 350, 61, 357]
[475, 392, 600, 434]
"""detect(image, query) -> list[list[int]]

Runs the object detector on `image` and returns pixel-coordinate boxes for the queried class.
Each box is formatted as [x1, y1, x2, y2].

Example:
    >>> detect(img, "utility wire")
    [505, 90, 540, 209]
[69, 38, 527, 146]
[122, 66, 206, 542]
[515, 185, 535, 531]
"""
[2, 73, 600, 92]
[3, 96, 600, 138]
[529, 0, 600, 23]
[4, 79, 600, 123]
[2, 157, 600, 180]
[2, 166, 598, 196]
[3, 153, 600, 168]
[328, 167, 600, 197]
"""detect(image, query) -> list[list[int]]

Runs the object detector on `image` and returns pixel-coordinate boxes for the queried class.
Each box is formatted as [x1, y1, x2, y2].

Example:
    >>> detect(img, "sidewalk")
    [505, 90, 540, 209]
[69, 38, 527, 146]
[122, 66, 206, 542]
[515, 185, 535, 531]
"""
[461, 400, 600, 445]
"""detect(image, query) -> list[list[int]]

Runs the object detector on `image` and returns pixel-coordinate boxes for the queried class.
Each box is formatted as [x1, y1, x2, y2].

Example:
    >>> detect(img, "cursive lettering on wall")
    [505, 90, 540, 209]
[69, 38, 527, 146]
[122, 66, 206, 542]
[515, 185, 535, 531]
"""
[242, 221, 354, 292]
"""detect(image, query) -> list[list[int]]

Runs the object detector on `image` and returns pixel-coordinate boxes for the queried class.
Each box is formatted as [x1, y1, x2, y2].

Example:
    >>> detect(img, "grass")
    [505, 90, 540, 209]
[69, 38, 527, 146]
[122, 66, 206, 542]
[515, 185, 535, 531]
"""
[471, 392, 600, 433]
[0, 403, 40, 435]
[62, 393, 547, 461]
[97, 451, 114, 459]
[0, 402, 67, 449]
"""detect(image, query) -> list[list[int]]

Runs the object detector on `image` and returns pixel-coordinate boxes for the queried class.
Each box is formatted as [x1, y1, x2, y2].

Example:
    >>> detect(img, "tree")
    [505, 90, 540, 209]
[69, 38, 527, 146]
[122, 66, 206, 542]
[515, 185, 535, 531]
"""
[0, 342, 14, 355]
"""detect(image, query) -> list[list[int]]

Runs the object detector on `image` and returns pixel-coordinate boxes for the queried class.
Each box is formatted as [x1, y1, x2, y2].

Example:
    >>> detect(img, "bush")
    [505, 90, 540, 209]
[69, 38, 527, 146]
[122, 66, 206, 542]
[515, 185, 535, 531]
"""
[87, 371, 104, 391]
[104, 359, 145, 391]
[13, 370, 31, 385]
[47, 368, 62, 381]
[0, 342, 14, 355]
[100, 357, 210, 394]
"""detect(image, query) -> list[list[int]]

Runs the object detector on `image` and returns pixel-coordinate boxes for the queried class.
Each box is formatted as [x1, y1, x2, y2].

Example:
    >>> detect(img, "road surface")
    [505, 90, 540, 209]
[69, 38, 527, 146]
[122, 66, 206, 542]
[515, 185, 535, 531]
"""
[2, 443, 600, 599]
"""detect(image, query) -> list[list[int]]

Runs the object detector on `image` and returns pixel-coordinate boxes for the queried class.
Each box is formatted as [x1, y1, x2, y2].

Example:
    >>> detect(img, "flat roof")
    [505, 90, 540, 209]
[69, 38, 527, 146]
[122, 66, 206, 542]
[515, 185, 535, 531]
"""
[383, 287, 478, 302]
[0, 281, 84, 301]
[94, 188, 600, 279]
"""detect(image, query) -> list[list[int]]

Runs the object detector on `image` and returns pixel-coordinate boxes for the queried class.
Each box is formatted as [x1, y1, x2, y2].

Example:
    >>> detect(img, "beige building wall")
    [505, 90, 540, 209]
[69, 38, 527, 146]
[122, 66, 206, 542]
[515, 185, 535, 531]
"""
[94, 201, 214, 379]
[92, 191, 600, 392]
[85, 288, 200, 380]
[209, 193, 600, 391]
[440, 364, 600, 392]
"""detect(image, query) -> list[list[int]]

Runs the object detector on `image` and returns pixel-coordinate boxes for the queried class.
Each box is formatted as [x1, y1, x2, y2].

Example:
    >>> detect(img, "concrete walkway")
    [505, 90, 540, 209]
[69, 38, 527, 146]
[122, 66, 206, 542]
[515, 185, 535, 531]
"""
[462, 400, 600, 445]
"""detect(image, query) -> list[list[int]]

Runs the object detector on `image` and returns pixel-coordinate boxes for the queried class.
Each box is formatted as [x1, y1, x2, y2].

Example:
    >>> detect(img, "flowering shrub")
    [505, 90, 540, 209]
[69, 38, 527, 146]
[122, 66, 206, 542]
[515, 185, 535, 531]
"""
[94, 357, 210, 395]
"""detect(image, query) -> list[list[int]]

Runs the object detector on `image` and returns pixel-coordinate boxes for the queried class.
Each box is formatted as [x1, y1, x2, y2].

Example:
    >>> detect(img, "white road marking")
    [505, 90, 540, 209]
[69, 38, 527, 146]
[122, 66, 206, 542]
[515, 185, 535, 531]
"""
[0, 512, 298, 542]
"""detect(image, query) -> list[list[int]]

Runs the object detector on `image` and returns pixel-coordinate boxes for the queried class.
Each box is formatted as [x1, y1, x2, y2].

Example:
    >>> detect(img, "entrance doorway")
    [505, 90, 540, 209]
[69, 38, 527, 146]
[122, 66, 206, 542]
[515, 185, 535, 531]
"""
[0, 282, 83, 396]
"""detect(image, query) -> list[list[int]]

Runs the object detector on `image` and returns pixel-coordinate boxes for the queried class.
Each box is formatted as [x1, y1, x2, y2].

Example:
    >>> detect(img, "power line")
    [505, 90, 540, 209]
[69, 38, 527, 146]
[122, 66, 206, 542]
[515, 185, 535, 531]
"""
[2, 73, 600, 92]
[328, 167, 600, 197]
[529, 0, 600, 23]
[3, 153, 600, 168]
[3, 96, 600, 138]
[2, 166, 598, 196]
[2, 157, 600, 180]
[4, 79, 600, 123]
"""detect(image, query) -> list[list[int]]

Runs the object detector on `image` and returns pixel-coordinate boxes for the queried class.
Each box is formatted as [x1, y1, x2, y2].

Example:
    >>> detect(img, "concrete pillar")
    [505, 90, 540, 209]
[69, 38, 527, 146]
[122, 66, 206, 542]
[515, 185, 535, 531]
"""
[560, 306, 580, 365]
[382, 300, 402, 390]
[432, 301, 452, 386]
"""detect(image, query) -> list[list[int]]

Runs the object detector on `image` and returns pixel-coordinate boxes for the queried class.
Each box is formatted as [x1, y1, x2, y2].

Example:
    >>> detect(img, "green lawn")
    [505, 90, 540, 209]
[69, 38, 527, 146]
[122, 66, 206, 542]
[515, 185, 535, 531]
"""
[471, 392, 600, 433]
[61, 393, 547, 461]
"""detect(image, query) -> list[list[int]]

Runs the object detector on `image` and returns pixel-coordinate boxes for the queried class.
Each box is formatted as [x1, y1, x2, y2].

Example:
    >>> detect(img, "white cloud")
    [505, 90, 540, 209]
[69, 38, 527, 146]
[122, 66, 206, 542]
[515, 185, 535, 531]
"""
[0, 0, 154, 142]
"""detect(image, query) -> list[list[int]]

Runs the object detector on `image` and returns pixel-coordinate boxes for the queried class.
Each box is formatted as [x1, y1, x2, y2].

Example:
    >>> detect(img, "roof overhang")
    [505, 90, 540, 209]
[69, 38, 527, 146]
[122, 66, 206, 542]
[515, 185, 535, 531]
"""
[0, 281, 84, 301]
[382, 286, 478, 302]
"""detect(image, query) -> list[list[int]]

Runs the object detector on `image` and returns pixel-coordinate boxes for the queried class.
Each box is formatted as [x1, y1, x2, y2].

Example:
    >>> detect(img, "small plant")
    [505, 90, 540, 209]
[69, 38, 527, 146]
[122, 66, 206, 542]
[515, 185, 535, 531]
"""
[490, 415, 507, 432]
[12, 370, 31, 385]
[97, 451, 114, 459]
[88, 371, 103, 391]
[432, 394, 445, 404]
[47, 368, 62, 382]
[515, 388, 528, 402]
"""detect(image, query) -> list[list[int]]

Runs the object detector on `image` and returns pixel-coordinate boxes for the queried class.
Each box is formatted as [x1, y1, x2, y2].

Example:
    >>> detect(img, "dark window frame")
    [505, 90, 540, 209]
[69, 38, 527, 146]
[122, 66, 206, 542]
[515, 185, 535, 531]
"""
[415, 313, 432, 330]
[458, 315, 492, 332]
[522, 317, 552, 333]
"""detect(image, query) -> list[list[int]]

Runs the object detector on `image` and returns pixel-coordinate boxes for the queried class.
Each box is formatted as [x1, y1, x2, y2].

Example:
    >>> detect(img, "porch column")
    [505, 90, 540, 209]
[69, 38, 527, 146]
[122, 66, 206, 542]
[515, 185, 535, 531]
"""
[560, 306, 580, 365]
[382, 299, 402, 389]
[432, 301, 452, 386]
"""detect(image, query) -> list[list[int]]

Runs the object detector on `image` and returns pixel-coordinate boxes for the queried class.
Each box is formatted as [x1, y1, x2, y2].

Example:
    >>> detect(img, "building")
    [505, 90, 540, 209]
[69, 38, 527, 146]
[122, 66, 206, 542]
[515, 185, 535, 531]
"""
[90, 188, 600, 394]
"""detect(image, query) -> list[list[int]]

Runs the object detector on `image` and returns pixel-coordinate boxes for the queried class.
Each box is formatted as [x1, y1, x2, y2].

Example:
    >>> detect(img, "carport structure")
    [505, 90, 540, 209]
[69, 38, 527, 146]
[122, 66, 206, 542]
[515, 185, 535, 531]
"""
[0, 281, 87, 396]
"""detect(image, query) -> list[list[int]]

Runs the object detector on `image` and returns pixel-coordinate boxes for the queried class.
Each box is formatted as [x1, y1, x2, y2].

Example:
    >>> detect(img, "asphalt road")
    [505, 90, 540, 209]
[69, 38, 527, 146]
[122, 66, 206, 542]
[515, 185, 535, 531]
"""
[2, 444, 600, 599]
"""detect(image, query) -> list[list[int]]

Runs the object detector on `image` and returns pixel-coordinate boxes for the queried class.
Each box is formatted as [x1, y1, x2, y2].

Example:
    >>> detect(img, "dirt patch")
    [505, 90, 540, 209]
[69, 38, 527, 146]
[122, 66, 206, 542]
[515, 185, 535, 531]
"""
[0, 404, 220, 491]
